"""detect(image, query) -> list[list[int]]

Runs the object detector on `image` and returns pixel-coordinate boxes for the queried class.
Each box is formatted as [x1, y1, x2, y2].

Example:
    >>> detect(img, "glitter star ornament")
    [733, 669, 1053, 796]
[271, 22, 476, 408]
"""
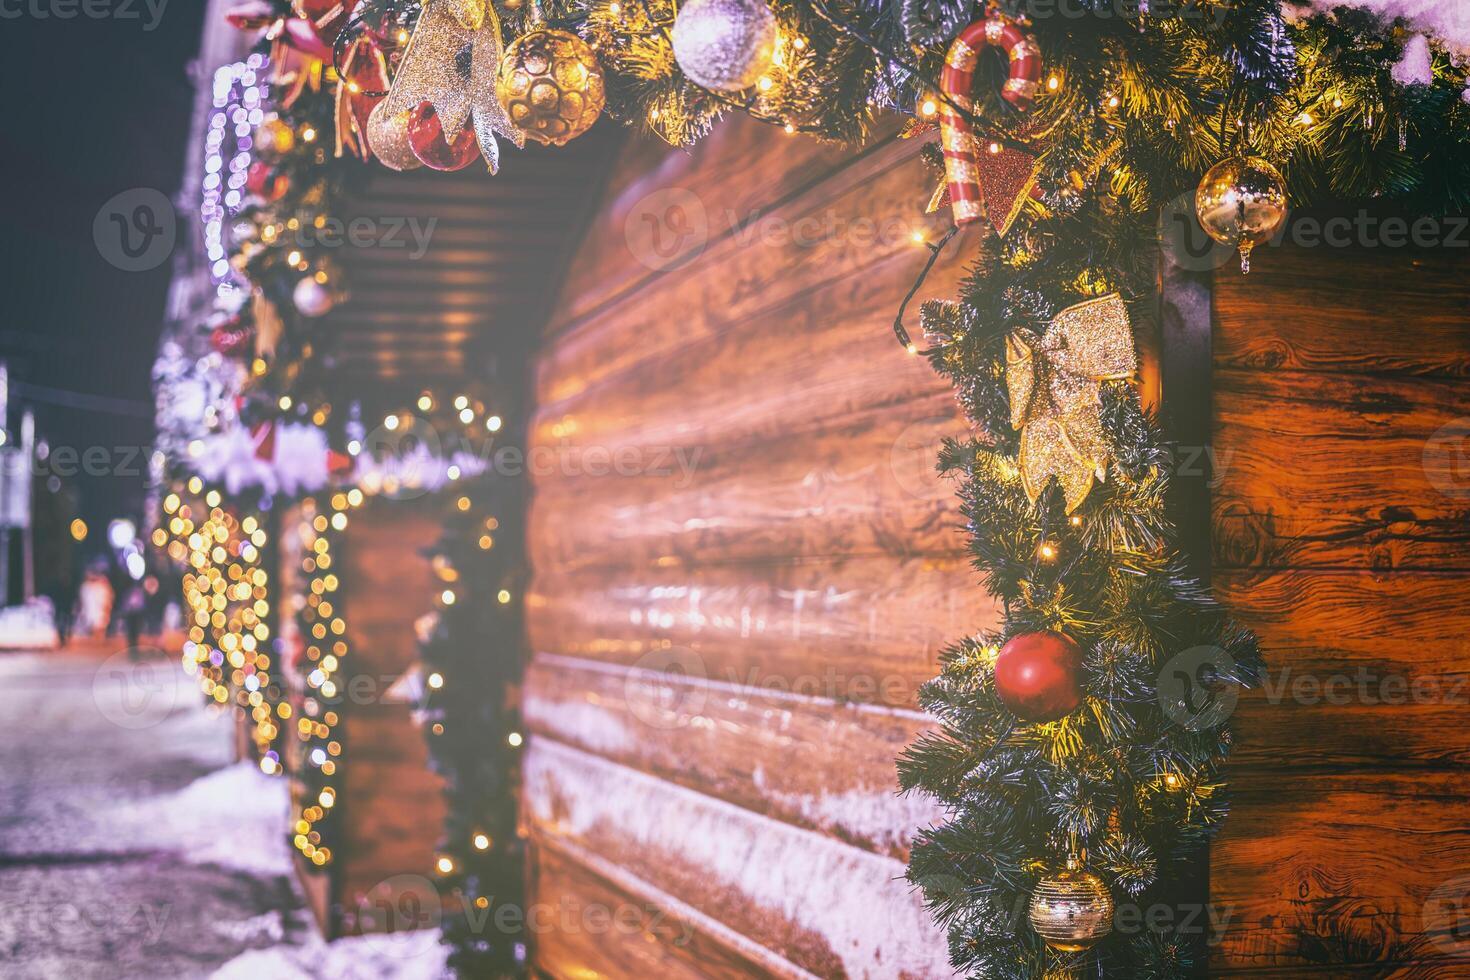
[671, 0, 778, 92]
[374, 0, 524, 173]
[1006, 293, 1136, 512]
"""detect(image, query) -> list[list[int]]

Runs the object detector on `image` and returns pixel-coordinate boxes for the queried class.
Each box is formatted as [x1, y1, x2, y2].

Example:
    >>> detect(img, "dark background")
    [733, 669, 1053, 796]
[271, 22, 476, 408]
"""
[0, 2, 206, 571]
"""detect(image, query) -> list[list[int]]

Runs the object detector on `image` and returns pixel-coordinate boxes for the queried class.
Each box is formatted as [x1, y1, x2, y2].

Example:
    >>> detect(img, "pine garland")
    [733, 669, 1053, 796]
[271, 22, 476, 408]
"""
[183, 2, 1470, 976]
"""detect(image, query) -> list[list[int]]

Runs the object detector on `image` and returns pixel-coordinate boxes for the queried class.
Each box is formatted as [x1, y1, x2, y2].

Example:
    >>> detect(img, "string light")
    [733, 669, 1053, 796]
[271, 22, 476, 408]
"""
[1038, 542, 1058, 561]
[201, 56, 268, 295]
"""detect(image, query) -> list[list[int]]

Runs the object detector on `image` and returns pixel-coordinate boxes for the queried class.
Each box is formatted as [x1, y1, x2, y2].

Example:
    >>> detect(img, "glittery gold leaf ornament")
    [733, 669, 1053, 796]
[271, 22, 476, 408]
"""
[376, 0, 524, 173]
[1005, 293, 1136, 512]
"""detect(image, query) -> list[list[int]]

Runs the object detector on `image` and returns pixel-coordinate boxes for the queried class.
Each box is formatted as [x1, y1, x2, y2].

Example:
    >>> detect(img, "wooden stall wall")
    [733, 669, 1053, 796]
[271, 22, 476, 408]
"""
[283, 501, 447, 937]
[1209, 240, 1470, 975]
[522, 116, 998, 977]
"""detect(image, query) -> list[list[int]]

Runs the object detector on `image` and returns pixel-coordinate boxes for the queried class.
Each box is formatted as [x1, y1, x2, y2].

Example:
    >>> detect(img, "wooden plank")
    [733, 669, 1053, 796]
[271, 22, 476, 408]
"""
[523, 653, 940, 859]
[1210, 771, 1470, 973]
[1213, 368, 1470, 570]
[1219, 569, 1470, 771]
[525, 556, 1001, 710]
[535, 131, 962, 414]
[1214, 245, 1470, 379]
[526, 391, 971, 571]
[523, 738, 953, 980]
[549, 115, 894, 333]
[530, 837, 817, 980]
[529, 248, 967, 476]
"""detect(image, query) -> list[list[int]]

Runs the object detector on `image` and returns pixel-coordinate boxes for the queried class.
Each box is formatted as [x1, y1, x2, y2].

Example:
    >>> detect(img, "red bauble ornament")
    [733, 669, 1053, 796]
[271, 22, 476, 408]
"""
[245, 161, 289, 202]
[406, 102, 480, 171]
[994, 631, 1083, 722]
[210, 317, 254, 358]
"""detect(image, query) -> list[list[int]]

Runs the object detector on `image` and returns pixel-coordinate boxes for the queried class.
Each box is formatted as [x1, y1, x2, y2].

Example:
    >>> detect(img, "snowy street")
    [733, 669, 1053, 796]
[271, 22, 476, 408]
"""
[0, 646, 447, 979]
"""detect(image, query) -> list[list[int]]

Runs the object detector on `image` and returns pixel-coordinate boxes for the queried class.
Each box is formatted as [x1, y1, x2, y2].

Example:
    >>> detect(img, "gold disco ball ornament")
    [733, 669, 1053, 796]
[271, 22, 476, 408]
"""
[1027, 865, 1115, 953]
[496, 29, 605, 146]
[1195, 155, 1288, 274]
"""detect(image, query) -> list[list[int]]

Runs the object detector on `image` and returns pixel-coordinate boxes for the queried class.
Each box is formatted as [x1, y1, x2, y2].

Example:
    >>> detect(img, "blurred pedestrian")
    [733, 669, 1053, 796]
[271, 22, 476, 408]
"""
[75, 565, 113, 638]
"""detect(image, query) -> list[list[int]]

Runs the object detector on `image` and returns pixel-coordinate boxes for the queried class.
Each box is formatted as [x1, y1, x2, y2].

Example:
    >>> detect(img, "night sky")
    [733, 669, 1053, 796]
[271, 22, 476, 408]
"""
[0, 2, 207, 547]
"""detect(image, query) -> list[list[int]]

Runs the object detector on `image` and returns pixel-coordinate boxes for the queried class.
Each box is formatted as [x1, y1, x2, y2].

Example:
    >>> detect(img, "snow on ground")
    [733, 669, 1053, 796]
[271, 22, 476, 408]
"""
[113, 761, 295, 878]
[211, 929, 449, 980]
[0, 650, 450, 979]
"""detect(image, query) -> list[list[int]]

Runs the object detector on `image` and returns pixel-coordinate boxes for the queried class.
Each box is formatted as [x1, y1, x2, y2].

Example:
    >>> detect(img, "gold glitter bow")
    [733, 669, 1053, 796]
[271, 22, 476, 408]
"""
[1006, 293, 1136, 513]
[370, 0, 524, 173]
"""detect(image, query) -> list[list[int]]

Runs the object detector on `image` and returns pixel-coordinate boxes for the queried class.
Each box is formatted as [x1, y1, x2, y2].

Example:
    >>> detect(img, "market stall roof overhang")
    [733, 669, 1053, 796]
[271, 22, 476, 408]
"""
[324, 125, 620, 385]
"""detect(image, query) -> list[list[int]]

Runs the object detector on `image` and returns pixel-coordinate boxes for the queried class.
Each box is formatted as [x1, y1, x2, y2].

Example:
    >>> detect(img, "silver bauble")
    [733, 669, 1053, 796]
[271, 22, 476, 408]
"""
[293, 278, 336, 318]
[671, 0, 778, 93]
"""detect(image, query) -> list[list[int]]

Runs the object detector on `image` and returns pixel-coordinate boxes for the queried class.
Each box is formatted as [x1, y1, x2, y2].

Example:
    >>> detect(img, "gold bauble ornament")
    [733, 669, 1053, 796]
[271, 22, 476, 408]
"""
[496, 29, 605, 146]
[1028, 865, 1115, 952]
[257, 115, 296, 156]
[1195, 155, 1287, 274]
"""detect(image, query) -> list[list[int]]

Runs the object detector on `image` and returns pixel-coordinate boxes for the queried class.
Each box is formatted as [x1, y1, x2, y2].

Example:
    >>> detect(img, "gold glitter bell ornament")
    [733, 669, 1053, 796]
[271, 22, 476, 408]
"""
[1195, 155, 1288, 274]
[1027, 860, 1115, 952]
[496, 29, 605, 145]
[671, 0, 777, 93]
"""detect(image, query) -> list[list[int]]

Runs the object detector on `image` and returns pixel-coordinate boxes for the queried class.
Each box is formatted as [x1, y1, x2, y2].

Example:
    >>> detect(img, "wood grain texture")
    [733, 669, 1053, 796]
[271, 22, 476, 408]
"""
[549, 115, 898, 335]
[1214, 244, 1470, 379]
[524, 738, 952, 980]
[1210, 239, 1470, 977]
[1220, 568, 1470, 766]
[527, 556, 999, 710]
[534, 133, 964, 418]
[523, 653, 941, 859]
[527, 391, 971, 571]
[1213, 368, 1470, 571]
[530, 837, 820, 980]
[1210, 771, 1470, 972]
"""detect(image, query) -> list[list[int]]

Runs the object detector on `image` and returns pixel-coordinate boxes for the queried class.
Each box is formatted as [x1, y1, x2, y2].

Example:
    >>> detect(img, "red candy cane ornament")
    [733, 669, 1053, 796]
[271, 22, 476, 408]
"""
[939, 14, 1042, 235]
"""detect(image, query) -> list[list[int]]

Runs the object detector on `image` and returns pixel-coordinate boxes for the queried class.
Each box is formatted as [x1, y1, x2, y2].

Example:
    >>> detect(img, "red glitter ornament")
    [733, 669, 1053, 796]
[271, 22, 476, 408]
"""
[406, 102, 480, 171]
[993, 631, 1083, 722]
